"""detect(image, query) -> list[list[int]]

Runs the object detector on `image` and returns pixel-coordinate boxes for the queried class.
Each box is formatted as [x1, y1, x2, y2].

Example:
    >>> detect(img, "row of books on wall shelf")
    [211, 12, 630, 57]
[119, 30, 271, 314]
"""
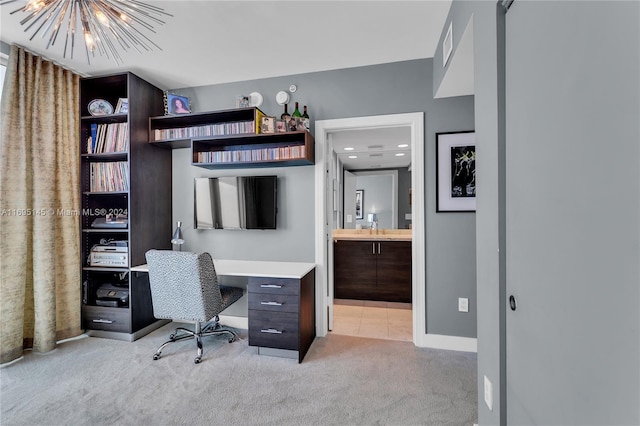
[89, 161, 129, 192]
[153, 120, 256, 141]
[88, 123, 128, 154]
[196, 145, 306, 164]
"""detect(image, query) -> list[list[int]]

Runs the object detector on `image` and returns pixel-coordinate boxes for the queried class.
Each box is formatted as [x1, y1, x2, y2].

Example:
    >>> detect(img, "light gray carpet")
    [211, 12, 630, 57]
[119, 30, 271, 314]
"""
[1, 323, 477, 425]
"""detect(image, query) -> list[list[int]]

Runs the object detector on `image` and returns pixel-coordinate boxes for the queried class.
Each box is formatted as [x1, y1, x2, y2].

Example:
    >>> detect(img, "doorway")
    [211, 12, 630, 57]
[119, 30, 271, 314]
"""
[313, 112, 425, 344]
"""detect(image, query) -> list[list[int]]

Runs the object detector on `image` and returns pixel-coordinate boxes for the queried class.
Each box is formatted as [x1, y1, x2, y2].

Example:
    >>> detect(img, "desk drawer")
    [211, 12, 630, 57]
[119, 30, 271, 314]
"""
[248, 277, 299, 296]
[248, 310, 298, 350]
[82, 305, 130, 332]
[248, 293, 299, 313]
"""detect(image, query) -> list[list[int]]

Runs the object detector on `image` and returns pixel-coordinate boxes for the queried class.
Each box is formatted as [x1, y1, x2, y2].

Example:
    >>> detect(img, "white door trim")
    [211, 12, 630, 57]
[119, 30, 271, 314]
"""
[314, 112, 425, 344]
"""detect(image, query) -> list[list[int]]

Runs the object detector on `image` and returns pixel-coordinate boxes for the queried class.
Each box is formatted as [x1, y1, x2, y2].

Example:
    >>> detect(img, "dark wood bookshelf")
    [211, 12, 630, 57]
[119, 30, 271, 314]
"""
[148, 107, 315, 168]
[79, 72, 171, 341]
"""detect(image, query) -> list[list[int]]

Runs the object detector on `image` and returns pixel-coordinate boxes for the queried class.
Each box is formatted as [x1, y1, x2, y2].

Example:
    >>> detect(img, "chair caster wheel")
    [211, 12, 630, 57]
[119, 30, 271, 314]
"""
[153, 354, 161, 360]
[228, 338, 235, 343]
[194, 357, 202, 364]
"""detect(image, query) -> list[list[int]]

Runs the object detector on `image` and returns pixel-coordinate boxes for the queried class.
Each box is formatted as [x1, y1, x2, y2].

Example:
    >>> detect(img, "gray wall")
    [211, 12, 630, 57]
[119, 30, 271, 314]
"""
[172, 59, 477, 338]
[353, 171, 395, 229]
[434, 1, 504, 424]
[398, 167, 411, 229]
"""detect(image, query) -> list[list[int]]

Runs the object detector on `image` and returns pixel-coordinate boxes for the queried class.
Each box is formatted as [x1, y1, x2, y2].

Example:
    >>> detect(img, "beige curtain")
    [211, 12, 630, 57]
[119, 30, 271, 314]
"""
[0, 45, 82, 364]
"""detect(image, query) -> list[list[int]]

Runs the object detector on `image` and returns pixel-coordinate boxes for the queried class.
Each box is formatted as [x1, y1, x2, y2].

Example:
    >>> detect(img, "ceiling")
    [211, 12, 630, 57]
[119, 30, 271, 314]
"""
[0, 0, 456, 170]
[331, 126, 412, 170]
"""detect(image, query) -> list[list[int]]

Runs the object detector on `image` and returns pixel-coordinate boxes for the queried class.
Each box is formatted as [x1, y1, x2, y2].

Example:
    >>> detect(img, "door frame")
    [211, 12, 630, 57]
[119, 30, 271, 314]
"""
[314, 112, 425, 344]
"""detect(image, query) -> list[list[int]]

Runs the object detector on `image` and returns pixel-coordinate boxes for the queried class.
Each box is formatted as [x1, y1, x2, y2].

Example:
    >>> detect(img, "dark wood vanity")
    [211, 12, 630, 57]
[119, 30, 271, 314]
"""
[333, 230, 412, 303]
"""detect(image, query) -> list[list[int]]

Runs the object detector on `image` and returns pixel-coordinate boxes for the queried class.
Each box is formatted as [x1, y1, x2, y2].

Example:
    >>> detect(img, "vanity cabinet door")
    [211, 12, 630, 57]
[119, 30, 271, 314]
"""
[376, 241, 412, 303]
[334, 240, 377, 300]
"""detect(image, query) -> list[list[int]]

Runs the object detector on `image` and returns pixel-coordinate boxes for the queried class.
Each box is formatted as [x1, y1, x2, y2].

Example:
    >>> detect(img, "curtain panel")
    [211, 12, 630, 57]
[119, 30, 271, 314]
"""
[0, 45, 82, 364]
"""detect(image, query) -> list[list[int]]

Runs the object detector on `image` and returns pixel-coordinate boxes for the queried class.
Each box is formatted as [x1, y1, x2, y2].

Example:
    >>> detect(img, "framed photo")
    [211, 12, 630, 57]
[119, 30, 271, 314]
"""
[260, 116, 275, 134]
[114, 98, 128, 113]
[355, 189, 364, 220]
[287, 117, 298, 131]
[436, 131, 476, 212]
[164, 92, 191, 115]
[236, 95, 250, 108]
[275, 119, 287, 133]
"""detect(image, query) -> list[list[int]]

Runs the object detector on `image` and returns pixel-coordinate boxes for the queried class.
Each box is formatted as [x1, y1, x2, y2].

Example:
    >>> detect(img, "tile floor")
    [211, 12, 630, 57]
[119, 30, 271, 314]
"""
[331, 299, 413, 342]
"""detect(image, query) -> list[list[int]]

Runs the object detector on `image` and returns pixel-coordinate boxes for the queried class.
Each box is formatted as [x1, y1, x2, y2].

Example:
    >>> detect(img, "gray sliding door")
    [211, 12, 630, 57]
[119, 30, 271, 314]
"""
[505, 1, 639, 424]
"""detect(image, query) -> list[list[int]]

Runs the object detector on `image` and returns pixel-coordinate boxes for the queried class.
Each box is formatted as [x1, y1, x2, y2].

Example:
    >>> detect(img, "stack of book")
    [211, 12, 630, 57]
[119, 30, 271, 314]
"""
[197, 145, 306, 164]
[89, 162, 129, 192]
[154, 120, 256, 141]
[88, 123, 129, 154]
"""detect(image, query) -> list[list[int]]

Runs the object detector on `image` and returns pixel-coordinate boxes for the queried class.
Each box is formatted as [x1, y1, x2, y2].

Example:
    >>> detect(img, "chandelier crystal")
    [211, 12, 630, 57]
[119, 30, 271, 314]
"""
[1, 0, 172, 64]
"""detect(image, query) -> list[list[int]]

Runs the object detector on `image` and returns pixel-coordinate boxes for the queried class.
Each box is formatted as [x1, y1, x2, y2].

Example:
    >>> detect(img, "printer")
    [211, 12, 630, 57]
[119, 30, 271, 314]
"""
[95, 283, 129, 307]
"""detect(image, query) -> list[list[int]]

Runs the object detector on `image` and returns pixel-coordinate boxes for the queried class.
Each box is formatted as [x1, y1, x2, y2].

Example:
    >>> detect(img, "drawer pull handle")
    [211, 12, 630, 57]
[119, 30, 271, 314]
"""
[260, 284, 283, 288]
[261, 301, 283, 306]
[260, 328, 283, 334]
[92, 318, 113, 324]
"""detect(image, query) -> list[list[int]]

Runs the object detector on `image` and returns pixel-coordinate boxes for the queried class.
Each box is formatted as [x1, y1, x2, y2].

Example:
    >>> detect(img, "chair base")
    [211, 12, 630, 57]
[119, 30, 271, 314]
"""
[152, 316, 238, 364]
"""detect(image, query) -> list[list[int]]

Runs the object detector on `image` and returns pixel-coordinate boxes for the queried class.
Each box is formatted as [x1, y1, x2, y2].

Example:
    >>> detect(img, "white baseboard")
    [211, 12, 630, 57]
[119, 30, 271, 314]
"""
[416, 333, 477, 353]
[219, 315, 248, 330]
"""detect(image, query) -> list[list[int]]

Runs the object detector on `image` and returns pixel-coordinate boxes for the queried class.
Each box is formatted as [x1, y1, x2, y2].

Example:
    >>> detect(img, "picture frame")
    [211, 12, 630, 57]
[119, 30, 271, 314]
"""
[236, 95, 250, 108]
[275, 119, 287, 133]
[260, 116, 275, 134]
[355, 189, 364, 220]
[114, 98, 128, 113]
[436, 131, 476, 212]
[164, 92, 191, 115]
[286, 117, 298, 132]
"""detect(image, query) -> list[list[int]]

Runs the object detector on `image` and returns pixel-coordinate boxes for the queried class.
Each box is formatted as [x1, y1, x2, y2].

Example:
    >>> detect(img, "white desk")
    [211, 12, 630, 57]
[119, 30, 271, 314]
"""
[132, 259, 316, 330]
[132, 259, 315, 279]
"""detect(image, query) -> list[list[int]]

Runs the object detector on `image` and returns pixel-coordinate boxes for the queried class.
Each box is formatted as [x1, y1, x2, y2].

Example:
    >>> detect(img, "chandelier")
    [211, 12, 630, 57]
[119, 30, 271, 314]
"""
[0, 0, 172, 64]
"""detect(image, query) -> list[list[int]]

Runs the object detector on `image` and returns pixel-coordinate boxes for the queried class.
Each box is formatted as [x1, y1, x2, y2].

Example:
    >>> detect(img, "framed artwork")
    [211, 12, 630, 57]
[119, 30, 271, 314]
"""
[164, 92, 191, 115]
[436, 131, 476, 212]
[355, 189, 364, 220]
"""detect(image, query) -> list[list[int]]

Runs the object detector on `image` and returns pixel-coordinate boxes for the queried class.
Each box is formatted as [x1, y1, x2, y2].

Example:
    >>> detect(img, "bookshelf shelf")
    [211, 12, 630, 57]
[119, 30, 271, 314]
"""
[82, 229, 129, 233]
[148, 107, 315, 168]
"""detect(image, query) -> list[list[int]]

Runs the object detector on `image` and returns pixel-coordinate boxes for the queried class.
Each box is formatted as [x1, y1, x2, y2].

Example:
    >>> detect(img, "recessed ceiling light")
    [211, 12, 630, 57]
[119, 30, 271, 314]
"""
[397, 144, 409, 148]
[348, 155, 358, 159]
[344, 147, 354, 151]
[395, 153, 405, 157]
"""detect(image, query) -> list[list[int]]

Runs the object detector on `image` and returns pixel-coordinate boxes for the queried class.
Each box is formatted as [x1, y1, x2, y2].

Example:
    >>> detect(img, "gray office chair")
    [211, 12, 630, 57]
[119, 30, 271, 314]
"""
[145, 250, 243, 364]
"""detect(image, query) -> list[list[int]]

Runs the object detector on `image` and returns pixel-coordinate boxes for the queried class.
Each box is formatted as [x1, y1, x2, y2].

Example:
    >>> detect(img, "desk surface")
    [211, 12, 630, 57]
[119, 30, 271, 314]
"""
[132, 259, 315, 279]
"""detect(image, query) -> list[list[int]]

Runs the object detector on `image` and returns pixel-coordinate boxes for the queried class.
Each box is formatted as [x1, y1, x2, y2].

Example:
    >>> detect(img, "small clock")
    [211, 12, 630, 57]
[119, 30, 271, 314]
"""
[276, 90, 290, 105]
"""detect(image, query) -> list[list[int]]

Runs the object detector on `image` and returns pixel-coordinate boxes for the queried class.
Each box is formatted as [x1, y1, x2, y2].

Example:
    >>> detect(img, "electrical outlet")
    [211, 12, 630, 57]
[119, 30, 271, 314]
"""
[484, 376, 493, 411]
[458, 297, 469, 312]
[346, 214, 353, 223]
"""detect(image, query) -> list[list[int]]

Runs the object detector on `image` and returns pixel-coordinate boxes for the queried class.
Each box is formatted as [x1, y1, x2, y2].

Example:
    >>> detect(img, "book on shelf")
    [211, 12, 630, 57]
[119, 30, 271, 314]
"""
[196, 145, 306, 164]
[87, 123, 129, 154]
[89, 161, 129, 192]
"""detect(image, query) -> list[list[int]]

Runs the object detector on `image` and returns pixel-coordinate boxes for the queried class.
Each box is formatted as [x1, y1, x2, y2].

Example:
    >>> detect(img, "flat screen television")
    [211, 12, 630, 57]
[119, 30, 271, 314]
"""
[194, 175, 277, 230]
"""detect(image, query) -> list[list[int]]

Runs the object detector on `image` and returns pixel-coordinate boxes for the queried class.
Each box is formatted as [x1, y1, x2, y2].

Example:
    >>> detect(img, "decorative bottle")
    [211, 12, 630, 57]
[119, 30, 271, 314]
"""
[301, 105, 310, 130]
[281, 104, 291, 121]
[292, 102, 302, 118]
